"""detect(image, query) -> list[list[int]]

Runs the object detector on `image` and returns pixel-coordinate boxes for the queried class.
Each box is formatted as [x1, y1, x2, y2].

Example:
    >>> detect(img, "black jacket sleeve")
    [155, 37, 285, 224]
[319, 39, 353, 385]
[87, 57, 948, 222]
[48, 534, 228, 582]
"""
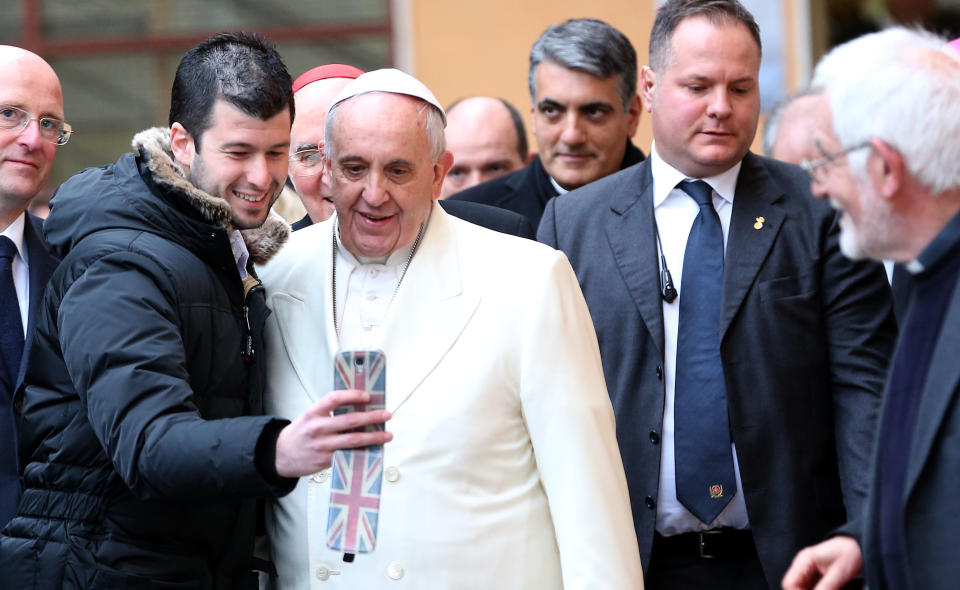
[58, 251, 292, 500]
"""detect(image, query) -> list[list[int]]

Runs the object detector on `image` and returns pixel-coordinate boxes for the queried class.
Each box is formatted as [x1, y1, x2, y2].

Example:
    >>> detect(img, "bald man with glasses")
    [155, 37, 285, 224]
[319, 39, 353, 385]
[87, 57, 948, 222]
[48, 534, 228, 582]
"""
[0, 45, 64, 529]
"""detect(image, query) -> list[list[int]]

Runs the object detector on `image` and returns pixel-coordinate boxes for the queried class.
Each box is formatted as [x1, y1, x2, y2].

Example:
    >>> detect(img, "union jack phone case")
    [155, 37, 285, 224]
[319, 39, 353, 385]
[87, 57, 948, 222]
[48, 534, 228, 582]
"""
[326, 349, 386, 555]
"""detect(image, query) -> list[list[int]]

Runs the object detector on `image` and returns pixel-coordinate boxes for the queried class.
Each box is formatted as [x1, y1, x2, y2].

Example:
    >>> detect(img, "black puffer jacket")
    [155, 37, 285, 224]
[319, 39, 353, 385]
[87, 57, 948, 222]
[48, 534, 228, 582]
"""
[0, 128, 294, 589]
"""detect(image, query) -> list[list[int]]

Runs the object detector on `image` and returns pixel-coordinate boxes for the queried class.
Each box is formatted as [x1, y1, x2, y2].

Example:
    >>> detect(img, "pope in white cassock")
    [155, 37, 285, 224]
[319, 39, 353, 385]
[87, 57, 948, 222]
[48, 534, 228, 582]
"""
[257, 69, 644, 590]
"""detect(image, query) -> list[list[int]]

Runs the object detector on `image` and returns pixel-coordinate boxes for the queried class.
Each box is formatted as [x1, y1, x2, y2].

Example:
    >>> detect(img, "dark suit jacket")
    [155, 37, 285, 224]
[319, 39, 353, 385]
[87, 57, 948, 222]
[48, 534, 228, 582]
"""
[449, 140, 645, 230]
[538, 154, 896, 588]
[854, 222, 960, 589]
[0, 214, 58, 527]
[290, 199, 535, 239]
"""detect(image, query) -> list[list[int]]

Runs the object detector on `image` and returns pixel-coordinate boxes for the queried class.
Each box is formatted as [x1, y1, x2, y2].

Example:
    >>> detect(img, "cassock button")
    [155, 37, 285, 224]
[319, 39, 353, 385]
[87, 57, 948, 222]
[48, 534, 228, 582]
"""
[385, 466, 401, 482]
[656, 365, 663, 380]
[649, 431, 660, 445]
[645, 495, 656, 509]
[387, 562, 405, 580]
[316, 564, 340, 580]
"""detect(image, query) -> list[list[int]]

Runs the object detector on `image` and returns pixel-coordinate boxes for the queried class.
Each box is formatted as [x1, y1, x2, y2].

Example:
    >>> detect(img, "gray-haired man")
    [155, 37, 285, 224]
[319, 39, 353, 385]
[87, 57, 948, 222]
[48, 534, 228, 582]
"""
[449, 18, 644, 229]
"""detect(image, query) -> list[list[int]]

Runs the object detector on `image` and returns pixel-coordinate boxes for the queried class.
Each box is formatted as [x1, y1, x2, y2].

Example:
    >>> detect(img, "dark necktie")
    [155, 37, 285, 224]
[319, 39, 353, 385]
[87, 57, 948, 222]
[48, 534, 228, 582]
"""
[673, 180, 736, 525]
[0, 236, 24, 387]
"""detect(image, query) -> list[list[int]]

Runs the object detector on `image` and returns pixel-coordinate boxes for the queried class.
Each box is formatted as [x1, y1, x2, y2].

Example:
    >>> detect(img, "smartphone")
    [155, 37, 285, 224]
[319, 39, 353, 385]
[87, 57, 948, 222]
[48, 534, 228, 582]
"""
[331, 349, 386, 431]
[326, 349, 386, 556]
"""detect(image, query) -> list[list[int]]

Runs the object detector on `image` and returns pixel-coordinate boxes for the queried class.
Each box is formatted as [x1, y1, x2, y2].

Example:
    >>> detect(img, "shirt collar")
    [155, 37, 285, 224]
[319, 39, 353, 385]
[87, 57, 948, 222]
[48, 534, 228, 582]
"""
[907, 208, 960, 275]
[228, 230, 250, 279]
[548, 175, 569, 196]
[649, 141, 742, 208]
[0, 212, 28, 264]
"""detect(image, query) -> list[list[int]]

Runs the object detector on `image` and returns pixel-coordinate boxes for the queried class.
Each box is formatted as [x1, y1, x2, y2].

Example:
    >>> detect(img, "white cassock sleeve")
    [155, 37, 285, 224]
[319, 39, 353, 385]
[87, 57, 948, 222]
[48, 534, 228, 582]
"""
[519, 250, 645, 589]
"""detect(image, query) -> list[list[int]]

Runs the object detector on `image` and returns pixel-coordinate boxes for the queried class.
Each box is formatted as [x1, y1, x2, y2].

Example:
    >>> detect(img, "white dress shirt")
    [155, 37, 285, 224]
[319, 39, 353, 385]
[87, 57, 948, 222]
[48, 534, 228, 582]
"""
[649, 142, 750, 535]
[548, 175, 569, 196]
[229, 229, 250, 280]
[1, 213, 30, 335]
[333, 216, 424, 350]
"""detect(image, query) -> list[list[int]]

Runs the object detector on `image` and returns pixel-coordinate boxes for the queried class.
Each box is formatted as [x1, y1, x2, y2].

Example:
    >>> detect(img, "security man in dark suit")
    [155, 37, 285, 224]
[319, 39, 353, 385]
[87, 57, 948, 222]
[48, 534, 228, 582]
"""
[0, 45, 63, 528]
[538, 2, 896, 588]
[450, 18, 644, 230]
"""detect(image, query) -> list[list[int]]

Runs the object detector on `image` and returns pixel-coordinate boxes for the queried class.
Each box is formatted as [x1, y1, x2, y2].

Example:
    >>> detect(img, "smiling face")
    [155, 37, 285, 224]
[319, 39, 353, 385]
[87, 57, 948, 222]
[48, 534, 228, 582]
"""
[642, 16, 760, 178]
[0, 47, 63, 227]
[172, 98, 291, 229]
[808, 95, 895, 260]
[328, 92, 452, 258]
[531, 61, 640, 190]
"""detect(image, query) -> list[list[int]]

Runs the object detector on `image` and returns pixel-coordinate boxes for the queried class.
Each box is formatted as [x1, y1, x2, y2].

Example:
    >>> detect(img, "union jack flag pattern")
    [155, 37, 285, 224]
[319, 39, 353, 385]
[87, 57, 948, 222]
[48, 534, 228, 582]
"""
[326, 350, 386, 554]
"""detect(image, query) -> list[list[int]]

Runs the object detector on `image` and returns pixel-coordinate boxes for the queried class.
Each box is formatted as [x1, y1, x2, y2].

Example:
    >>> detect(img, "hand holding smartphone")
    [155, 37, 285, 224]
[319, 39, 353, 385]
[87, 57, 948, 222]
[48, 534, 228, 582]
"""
[331, 350, 386, 433]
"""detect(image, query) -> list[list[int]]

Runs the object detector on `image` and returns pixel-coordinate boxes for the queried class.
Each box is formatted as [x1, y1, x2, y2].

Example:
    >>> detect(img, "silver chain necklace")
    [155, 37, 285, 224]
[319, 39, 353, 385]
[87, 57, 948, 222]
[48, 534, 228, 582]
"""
[331, 219, 426, 338]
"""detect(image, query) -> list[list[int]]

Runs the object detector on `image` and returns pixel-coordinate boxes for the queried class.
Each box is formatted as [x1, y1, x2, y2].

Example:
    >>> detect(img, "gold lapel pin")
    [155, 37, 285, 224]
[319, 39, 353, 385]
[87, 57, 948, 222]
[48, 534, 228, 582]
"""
[754, 216, 765, 230]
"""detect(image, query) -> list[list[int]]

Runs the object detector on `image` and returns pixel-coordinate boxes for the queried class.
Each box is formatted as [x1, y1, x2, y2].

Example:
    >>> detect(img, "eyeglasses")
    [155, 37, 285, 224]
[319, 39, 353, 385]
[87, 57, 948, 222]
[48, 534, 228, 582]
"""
[0, 104, 73, 146]
[288, 145, 324, 176]
[800, 140, 871, 182]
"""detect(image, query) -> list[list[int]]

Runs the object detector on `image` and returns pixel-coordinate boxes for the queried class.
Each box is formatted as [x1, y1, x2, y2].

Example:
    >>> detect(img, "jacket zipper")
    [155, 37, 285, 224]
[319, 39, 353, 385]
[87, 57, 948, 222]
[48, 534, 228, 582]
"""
[242, 282, 263, 365]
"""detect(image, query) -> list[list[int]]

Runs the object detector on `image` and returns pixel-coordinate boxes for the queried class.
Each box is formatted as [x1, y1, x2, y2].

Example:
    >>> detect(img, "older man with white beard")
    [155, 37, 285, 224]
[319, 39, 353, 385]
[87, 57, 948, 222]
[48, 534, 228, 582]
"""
[783, 28, 960, 590]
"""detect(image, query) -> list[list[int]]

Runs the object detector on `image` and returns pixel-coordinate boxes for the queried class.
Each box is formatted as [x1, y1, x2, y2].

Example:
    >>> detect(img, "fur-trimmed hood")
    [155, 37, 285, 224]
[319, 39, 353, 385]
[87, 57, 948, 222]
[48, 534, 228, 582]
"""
[133, 127, 289, 265]
[45, 127, 288, 266]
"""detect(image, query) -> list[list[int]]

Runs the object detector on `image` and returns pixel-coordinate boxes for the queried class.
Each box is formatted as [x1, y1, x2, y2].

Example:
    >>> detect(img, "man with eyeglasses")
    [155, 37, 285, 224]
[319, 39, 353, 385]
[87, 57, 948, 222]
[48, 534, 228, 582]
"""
[0, 46, 63, 530]
[288, 64, 534, 238]
[288, 64, 363, 229]
[784, 28, 960, 590]
[538, 1, 896, 587]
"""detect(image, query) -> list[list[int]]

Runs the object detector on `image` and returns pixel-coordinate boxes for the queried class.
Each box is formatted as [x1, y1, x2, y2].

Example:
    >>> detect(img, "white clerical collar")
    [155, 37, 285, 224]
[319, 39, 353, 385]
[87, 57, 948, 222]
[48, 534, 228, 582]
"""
[228, 230, 250, 279]
[549, 175, 570, 196]
[1, 212, 27, 263]
[905, 259, 924, 273]
[649, 141, 741, 208]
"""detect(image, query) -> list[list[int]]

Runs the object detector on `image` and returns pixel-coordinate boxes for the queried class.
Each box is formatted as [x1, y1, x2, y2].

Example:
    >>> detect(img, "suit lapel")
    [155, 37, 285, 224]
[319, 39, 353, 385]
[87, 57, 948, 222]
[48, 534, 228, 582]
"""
[270, 223, 339, 404]
[376, 204, 480, 413]
[904, 282, 960, 496]
[603, 161, 665, 354]
[720, 154, 786, 340]
[18, 215, 57, 386]
[500, 162, 538, 208]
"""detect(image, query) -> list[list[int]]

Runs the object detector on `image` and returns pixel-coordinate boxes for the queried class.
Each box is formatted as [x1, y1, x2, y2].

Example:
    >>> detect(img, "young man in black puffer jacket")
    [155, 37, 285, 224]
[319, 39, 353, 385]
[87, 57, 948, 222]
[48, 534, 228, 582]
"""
[0, 32, 390, 589]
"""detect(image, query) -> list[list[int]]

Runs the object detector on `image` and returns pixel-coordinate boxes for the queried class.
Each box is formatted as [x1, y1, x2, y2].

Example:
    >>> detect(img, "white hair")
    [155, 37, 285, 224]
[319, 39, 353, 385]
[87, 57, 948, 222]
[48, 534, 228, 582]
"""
[812, 27, 960, 195]
[324, 92, 446, 163]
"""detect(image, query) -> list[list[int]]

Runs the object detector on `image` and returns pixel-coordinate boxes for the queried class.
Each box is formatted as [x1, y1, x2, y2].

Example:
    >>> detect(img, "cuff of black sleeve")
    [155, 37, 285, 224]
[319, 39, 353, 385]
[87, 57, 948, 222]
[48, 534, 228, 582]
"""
[255, 418, 297, 494]
[830, 518, 862, 543]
